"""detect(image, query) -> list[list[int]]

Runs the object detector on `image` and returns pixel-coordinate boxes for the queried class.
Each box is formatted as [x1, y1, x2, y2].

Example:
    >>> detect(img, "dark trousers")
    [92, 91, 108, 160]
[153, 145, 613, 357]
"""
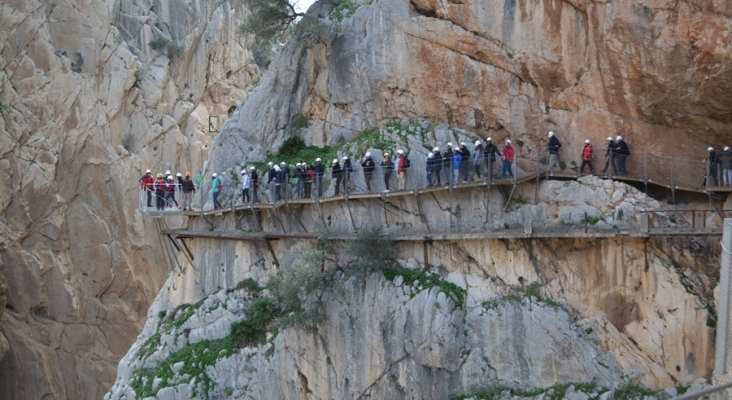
[146, 189, 152, 207]
[364, 171, 372, 191]
[616, 155, 628, 175]
[213, 191, 221, 209]
[486, 159, 495, 183]
[335, 175, 343, 195]
[580, 160, 594, 174]
[155, 191, 165, 210]
[601, 155, 617, 174]
[304, 181, 312, 198]
[383, 171, 392, 190]
[460, 162, 469, 182]
[242, 189, 250, 203]
[433, 167, 441, 184]
[252, 184, 259, 203]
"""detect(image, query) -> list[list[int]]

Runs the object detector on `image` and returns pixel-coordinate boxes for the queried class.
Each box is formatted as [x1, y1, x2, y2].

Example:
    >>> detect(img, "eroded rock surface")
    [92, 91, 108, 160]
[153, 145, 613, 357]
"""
[0, 0, 255, 398]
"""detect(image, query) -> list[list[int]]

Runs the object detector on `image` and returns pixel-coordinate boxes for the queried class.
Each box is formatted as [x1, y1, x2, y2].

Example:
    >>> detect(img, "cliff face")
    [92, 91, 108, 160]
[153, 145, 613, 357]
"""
[207, 0, 732, 175]
[0, 0, 255, 398]
[107, 178, 719, 399]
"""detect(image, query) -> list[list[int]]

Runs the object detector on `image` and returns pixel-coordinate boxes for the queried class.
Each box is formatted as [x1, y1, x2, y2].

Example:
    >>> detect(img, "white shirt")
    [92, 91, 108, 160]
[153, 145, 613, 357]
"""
[243, 174, 251, 189]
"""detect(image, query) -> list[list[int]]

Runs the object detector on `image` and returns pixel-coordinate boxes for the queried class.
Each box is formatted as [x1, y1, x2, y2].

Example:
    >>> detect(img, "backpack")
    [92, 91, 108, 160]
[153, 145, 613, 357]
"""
[216, 179, 223, 192]
[405, 158, 411, 168]
[308, 169, 315, 180]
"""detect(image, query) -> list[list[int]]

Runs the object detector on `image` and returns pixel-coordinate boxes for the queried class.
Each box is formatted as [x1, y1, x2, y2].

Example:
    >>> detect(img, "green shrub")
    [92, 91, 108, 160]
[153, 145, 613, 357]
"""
[331, 0, 358, 20]
[383, 266, 466, 308]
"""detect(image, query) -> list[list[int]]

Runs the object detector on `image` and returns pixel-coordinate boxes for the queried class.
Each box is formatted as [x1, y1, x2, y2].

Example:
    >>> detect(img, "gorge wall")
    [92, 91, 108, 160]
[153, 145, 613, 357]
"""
[0, 0, 255, 398]
[208, 0, 732, 180]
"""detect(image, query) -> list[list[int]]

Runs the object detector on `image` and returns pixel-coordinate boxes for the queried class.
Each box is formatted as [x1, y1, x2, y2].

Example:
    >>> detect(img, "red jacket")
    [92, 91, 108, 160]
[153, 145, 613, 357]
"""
[397, 155, 406, 173]
[503, 145, 514, 162]
[154, 178, 167, 191]
[140, 174, 154, 190]
[582, 144, 593, 161]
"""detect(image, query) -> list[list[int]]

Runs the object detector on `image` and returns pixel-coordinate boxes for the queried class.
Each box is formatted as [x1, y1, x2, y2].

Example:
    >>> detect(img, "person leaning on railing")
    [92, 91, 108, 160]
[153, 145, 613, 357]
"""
[314, 158, 324, 198]
[153, 173, 167, 211]
[139, 169, 154, 208]
[443, 143, 454, 186]
[721, 146, 732, 187]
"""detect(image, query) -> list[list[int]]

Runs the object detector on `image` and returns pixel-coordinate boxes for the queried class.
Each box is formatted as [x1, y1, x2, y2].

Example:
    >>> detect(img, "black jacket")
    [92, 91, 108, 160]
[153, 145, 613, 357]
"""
[381, 159, 394, 172]
[484, 144, 501, 161]
[182, 178, 195, 193]
[432, 152, 443, 169]
[616, 140, 630, 156]
[460, 147, 470, 162]
[251, 171, 259, 185]
[605, 141, 616, 157]
[361, 158, 375, 173]
[547, 137, 562, 154]
[332, 163, 343, 178]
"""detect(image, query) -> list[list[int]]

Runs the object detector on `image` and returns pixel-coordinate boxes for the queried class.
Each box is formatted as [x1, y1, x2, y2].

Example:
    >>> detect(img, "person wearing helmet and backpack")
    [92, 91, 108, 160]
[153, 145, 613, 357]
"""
[579, 139, 595, 176]
[615, 135, 630, 175]
[139, 169, 154, 208]
[484, 138, 502, 184]
[211, 173, 222, 209]
[153, 173, 167, 210]
[546, 131, 562, 177]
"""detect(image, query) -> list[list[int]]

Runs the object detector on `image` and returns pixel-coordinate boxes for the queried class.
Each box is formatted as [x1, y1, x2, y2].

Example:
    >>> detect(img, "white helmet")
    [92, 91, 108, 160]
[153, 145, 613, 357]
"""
[584, 139, 591, 144]
[708, 146, 714, 151]
[165, 170, 171, 175]
[383, 152, 390, 156]
[616, 135, 623, 141]
[486, 137, 492, 141]
[296, 163, 301, 167]
[365, 152, 371, 157]
[249, 166, 255, 170]
[176, 172, 182, 177]
[428, 152, 434, 158]
[447, 142, 453, 147]
[315, 158, 321, 162]
[506, 139, 512, 144]
[332, 159, 338, 164]
[433, 147, 440, 152]
[548, 131, 554, 137]
[280, 162, 286, 166]
[145, 169, 151, 173]
[241, 170, 246, 174]
[725, 146, 730, 151]
[475, 141, 481, 146]
[274, 165, 280, 171]
[342, 156, 348, 160]
[167, 175, 173, 180]
[397, 150, 404, 155]
[212, 173, 217, 177]
[268, 162, 273, 166]
[460, 142, 466, 146]
[607, 136, 613, 141]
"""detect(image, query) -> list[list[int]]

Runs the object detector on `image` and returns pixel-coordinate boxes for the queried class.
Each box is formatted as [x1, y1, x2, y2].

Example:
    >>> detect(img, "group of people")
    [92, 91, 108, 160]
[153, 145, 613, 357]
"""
[139, 170, 198, 211]
[706, 146, 732, 187]
[144, 132, 732, 211]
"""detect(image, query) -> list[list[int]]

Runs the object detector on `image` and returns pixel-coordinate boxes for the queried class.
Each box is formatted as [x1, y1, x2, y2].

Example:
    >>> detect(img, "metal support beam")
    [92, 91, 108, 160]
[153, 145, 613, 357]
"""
[264, 238, 280, 267]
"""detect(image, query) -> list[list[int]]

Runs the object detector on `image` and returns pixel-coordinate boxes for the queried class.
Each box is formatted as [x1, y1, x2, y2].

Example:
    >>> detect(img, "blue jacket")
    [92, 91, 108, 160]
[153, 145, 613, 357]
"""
[452, 152, 462, 169]
[211, 177, 220, 193]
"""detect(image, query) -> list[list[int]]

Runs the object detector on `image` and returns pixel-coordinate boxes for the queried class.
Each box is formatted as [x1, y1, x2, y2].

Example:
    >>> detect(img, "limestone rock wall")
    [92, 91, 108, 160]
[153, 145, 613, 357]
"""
[0, 0, 255, 398]
[207, 0, 732, 179]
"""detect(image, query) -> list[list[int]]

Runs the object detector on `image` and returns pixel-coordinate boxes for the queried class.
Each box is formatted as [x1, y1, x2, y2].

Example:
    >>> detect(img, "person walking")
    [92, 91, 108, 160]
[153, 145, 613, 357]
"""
[483, 138, 501, 184]
[139, 169, 154, 208]
[241, 169, 251, 204]
[381, 152, 394, 192]
[720, 146, 732, 187]
[443, 143, 454, 186]
[459, 142, 470, 183]
[432, 147, 443, 186]
[211, 173, 222, 209]
[154, 173, 167, 211]
[342, 156, 353, 194]
[182, 172, 195, 211]
[501, 140, 515, 179]
[396, 150, 409, 190]
[615, 135, 630, 175]
[599, 136, 617, 176]
[165, 175, 178, 209]
[250, 167, 259, 203]
[361, 153, 375, 191]
[314, 158, 324, 198]
[579, 139, 595, 175]
[426, 152, 435, 187]
[452, 148, 462, 183]
[304, 163, 314, 198]
[332, 159, 343, 196]
[704, 147, 721, 187]
[195, 172, 202, 190]
[546, 131, 562, 176]
[473, 141, 484, 180]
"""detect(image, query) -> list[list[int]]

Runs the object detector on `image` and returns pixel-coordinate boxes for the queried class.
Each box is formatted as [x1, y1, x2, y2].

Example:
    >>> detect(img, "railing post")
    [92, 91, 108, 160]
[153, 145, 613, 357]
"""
[643, 151, 648, 193]
[707, 158, 712, 192]
[584, 212, 588, 233]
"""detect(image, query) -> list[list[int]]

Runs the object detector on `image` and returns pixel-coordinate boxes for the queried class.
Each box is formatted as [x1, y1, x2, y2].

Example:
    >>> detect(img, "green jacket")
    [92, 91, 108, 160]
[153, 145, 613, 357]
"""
[720, 150, 732, 169]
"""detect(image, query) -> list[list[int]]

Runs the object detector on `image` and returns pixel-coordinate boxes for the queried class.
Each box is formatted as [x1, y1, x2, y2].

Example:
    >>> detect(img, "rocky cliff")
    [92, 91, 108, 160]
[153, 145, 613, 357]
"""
[0, 0, 255, 398]
[107, 177, 719, 399]
[207, 0, 732, 178]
